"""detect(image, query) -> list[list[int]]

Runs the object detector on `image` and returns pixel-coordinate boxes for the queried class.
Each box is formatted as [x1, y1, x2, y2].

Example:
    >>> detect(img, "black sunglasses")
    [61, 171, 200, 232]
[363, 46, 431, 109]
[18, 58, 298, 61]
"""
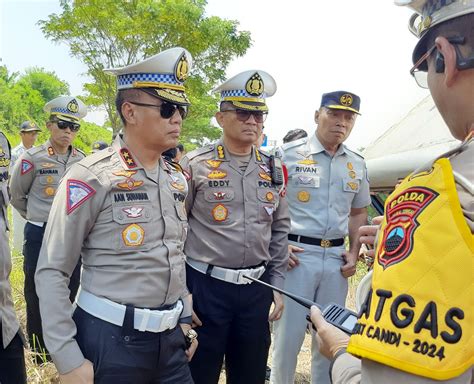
[222, 109, 268, 123]
[129, 101, 188, 119]
[56, 120, 81, 132]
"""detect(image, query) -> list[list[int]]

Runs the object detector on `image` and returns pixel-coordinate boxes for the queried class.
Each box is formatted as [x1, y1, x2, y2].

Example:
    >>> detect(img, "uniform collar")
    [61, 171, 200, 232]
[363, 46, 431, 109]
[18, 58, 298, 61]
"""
[112, 135, 144, 170]
[112, 134, 170, 173]
[44, 139, 77, 157]
[213, 138, 263, 163]
[308, 133, 347, 157]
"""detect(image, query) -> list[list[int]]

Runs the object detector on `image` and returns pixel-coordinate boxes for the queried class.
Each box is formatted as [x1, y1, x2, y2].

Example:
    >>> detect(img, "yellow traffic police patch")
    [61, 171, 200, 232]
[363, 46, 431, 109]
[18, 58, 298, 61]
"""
[122, 223, 144, 246]
[297, 190, 310, 202]
[212, 204, 228, 222]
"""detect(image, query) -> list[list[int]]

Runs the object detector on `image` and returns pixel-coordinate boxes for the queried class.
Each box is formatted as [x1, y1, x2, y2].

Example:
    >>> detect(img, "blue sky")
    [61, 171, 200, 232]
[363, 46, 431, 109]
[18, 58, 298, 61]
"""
[0, 0, 430, 149]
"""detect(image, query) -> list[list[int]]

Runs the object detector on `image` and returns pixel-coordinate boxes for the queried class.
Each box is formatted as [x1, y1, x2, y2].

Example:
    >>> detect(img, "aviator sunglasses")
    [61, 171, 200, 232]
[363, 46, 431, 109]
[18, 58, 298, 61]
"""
[56, 120, 81, 132]
[221, 108, 268, 123]
[129, 101, 188, 119]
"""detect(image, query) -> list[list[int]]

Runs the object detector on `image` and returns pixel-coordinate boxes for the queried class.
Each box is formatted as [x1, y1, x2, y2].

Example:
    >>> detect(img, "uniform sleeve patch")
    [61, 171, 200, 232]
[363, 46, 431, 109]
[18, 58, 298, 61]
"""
[21, 159, 34, 175]
[66, 179, 96, 214]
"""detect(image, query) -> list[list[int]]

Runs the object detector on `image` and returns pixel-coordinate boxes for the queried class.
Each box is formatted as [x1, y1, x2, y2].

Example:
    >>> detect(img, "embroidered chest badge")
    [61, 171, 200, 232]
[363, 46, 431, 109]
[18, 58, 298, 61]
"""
[378, 187, 438, 269]
[122, 223, 145, 246]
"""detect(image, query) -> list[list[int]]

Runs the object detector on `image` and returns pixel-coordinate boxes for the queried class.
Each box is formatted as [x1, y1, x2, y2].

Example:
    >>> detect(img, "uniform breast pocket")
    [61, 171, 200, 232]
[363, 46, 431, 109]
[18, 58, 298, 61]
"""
[112, 204, 152, 248]
[342, 178, 360, 193]
[257, 188, 278, 223]
[291, 174, 320, 189]
[204, 188, 234, 224]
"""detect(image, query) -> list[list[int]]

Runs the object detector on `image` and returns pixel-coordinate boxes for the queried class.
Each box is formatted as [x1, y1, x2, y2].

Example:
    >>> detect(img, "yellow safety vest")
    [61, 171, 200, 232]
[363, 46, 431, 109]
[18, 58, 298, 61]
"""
[348, 157, 474, 380]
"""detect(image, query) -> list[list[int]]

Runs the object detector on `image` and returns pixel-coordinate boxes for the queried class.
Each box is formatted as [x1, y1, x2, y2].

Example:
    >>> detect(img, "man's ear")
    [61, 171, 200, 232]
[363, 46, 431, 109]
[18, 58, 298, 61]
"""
[314, 109, 320, 124]
[215, 111, 225, 128]
[435, 36, 459, 87]
[45, 121, 53, 133]
[121, 102, 136, 125]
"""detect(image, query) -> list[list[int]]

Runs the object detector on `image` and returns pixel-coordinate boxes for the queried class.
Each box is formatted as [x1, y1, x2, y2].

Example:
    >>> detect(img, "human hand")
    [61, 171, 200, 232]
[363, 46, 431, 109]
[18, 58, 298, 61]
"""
[340, 251, 357, 278]
[310, 306, 349, 360]
[288, 244, 304, 270]
[191, 310, 202, 328]
[180, 323, 198, 361]
[269, 291, 284, 321]
[359, 216, 383, 259]
[59, 359, 94, 384]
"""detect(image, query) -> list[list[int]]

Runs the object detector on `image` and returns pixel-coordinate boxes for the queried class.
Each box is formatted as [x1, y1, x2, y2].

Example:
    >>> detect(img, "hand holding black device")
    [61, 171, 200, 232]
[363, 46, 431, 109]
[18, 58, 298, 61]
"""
[243, 275, 357, 335]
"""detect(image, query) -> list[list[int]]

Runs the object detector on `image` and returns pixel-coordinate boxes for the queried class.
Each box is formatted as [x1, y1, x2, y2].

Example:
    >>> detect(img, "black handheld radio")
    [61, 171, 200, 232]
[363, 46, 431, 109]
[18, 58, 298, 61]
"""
[243, 275, 358, 335]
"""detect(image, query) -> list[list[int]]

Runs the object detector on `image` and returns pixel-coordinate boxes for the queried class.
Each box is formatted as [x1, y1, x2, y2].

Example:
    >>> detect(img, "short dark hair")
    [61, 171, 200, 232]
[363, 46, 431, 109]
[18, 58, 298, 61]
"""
[422, 13, 473, 60]
[219, 101, 234, 111]
[115, 89, 144, 125]
[283, 129, 308, 143]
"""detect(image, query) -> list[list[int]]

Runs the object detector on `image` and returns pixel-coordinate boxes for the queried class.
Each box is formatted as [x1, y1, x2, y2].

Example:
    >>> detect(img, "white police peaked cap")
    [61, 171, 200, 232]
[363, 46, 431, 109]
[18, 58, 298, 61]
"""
[395, 0, 474, 63]
[104, 47, 193, 106]
[44, 96, 87, 123]
[213, 70, 277, 112]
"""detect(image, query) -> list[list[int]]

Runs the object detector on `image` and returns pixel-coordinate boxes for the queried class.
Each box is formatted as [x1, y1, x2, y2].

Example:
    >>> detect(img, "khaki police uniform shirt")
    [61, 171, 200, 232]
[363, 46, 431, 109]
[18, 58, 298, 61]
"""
[9, 139, 85, 222]
[0, 132, 20, 349]
[282, 134, 371, 238]
[35, 136, 190, 374]
[332, 141, 474, 384]
[181, 140, 291, 289]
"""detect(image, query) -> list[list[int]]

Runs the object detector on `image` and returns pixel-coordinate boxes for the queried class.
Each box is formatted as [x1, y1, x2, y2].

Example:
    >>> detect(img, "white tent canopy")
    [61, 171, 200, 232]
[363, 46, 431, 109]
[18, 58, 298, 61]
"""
[363, 95, 460, 191]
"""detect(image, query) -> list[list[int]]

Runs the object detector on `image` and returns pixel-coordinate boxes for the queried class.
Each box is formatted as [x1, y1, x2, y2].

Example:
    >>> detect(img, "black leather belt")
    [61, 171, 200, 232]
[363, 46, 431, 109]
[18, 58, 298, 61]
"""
[288, 234, 344, 248]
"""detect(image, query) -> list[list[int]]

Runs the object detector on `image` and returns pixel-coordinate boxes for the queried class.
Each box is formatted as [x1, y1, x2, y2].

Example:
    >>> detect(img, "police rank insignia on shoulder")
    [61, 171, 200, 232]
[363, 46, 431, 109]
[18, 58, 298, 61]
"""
[66, 179, 96, 214]
[21, 159, 34, 175]
[378, 187, 438, 269]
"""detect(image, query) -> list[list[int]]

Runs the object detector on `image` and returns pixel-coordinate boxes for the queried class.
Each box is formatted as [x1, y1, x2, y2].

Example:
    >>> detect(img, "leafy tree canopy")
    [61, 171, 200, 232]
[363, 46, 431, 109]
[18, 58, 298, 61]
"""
[39, 0, 252, 147]
[0, 65, 111, 153]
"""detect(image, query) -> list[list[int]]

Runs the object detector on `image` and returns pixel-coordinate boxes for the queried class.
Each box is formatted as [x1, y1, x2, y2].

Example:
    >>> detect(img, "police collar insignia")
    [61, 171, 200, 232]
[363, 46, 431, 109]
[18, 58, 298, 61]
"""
[217, 145, 225, 159]
[120, 148, 137, 168]
[21, 159, 34, 175]
[66, 179, 96, 214]
[378, 187, 438, 269]
[48, 147, 55, 156]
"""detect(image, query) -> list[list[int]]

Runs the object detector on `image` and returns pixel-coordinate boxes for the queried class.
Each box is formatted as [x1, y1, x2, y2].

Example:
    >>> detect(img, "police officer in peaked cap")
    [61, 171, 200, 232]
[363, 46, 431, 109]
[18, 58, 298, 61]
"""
[9, 95, 87, 364]
[181, 70, 291, 384]
[35, 47, 197, 383]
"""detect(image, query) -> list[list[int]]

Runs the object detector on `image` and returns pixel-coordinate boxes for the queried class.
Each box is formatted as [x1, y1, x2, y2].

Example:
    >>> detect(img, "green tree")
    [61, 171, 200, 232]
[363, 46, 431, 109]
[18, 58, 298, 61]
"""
[39, 0, 251, 145]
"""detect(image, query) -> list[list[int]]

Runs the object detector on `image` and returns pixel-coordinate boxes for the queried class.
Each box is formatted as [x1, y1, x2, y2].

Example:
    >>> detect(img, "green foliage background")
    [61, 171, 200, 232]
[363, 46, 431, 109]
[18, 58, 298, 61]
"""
[0, 65, 112, 153]
[39, 0, 252, 148]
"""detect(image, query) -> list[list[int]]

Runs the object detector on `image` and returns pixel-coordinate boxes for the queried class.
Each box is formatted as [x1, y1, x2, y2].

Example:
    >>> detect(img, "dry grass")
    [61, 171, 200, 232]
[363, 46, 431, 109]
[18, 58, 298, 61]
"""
[9, 241, 367, 383]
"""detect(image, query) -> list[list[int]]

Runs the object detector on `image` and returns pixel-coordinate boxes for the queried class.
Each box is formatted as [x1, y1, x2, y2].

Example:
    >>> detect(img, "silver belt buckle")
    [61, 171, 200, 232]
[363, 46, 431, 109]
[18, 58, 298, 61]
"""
[237, 269, 253, 284]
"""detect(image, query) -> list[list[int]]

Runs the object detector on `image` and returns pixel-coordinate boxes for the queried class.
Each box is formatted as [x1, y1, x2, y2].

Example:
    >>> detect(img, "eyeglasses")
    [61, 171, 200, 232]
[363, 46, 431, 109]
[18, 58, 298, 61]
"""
[128, 101, 188, 119]
[56, 120, 81, 132]
[410, 36, 474, 88]
[222, 109, 268, 123]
